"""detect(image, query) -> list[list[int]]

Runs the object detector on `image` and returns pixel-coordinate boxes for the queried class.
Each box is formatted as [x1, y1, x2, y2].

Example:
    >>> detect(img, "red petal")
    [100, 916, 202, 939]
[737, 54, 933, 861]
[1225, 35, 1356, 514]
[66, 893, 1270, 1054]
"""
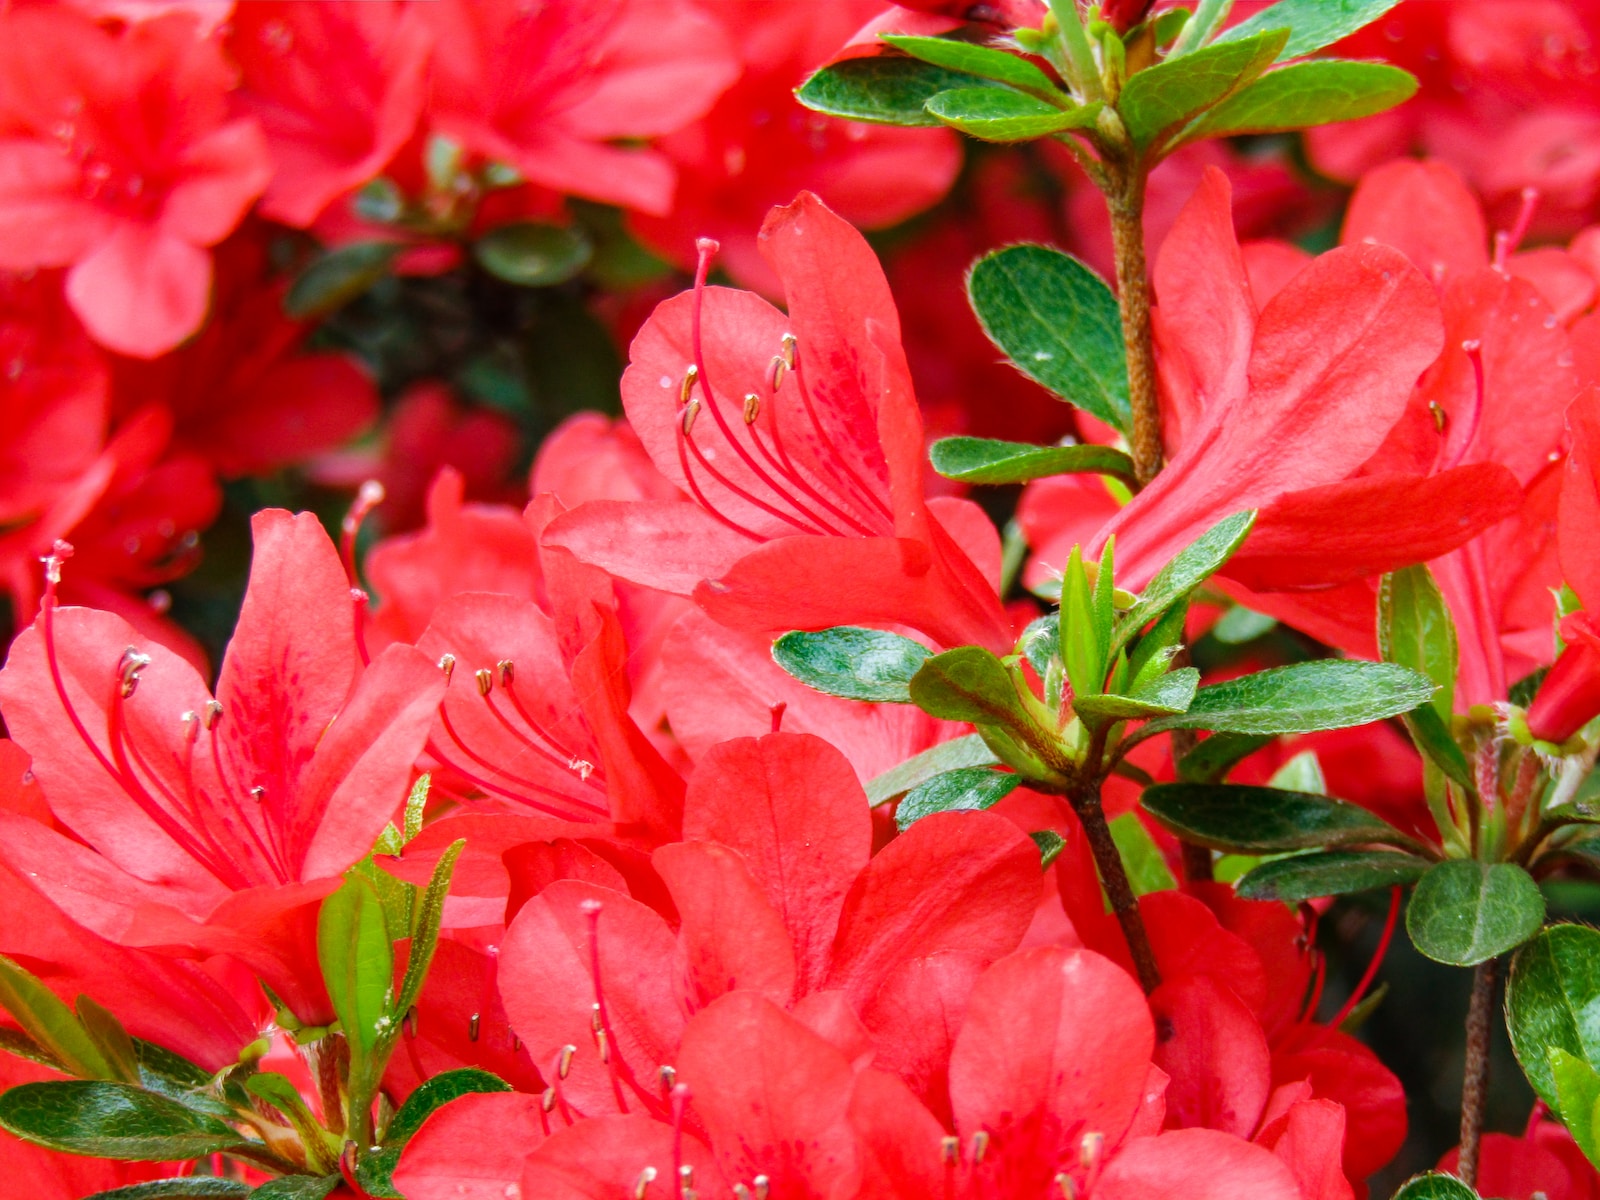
[1150, 975, 1272, 1138]
[653, 840, 796, 1008]
[684, 732, 870, 993]
[847, 1067, 948, 1199]
[1561, 388, 1600, 608]
[1343, 159, 1490, 284]
[1096, 1129, 1302, 1200]
[521, 1112, 721, 1200]
[543, 498, 755, 595]
[393, 1092, 547, 1200]
[65, 225, 212, 358]
[1257, 1098, 1355, 1200]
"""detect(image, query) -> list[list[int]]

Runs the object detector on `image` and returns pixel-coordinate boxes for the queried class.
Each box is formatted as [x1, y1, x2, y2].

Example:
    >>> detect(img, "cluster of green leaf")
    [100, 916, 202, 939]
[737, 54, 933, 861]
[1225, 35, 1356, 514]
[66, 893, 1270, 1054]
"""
[0, 791, 477, 1196]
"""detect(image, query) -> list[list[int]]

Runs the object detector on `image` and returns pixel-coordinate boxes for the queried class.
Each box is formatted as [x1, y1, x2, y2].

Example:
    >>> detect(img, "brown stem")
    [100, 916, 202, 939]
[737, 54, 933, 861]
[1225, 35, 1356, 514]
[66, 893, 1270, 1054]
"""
[1459, 957, 1499, 1189]
[1107, 162, 1161, 486]
[1076, 786, 1163, 994]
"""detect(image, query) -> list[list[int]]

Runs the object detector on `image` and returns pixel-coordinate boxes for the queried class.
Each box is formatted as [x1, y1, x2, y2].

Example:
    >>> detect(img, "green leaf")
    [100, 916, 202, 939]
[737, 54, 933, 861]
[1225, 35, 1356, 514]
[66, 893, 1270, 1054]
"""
[929, 437, 1136, 486]
[393, 840, 465, 1024]
[865, 734, 999, 806]
[1075, 668, 1198, 726]
[1235, 849, 1429, 903]
[967, 245, 1129, 432]
[1112, 511, 1257, 656]
[881, 35, 1061, 96]
[1389, 1175, 1480, 1200]
[1217, 0, 1404, 61]
[1061, 544, 1106, 701]
[359, 1069, 514, 1199]
[285, 242, 397, 319]
[896, 766, 1020, 830]
[473, 223, 592, 288]
[317, 875, 395, 1057]
[245, 1074, 337, 1176]
[0, 955, 115, 1081]
[1404, 703, 1474, 790]
[1109, 812, 1178, 894]
[403, 774, 430, 844]
[1139, 660, 1437, 738]
[772, 627, 932, 704]
[1030, 830, 1066, 870]
[1550, 1047, 1600, 1169]
[1187, 60, 1417, 140]
[83, 1183, 251, 1200]
[1175, 732, 1273, 783]
[796, 57, 996, 127]
[1211, 605, 1277, 645]
[1377, 564, 1471, 782]
[1141, 783, 1416, 853]
[0, 1081, 245, 1160]
[0, 1027, 64, 1071]
[926, 87, 1100, 141]
[75, 996, 139, 1084]
[908, 646, 1033, 729]
[251, 1178, 340, 1200]
[1507, 924, 1600, 1110]
[1406, 860, 1545, 966]
[1118, 29, 1288, 148]
[1267, 749, 1326, 795]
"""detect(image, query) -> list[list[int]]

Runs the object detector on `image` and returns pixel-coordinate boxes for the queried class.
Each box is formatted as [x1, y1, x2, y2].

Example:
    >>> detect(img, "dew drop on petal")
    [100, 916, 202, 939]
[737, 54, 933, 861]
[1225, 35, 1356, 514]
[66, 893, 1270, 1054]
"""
[660, 375, 672, 388]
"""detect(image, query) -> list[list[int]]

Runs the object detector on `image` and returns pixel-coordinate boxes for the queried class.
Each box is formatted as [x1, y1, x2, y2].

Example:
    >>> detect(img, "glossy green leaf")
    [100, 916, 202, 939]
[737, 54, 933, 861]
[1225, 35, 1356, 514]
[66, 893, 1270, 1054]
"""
[1030, 830, 1066, 870]
[865, 734, 999, 806]
[358, 1069, 514, 1198]
[1389, 1175, 1480, 1200]
[772, 627, 932, 703]
[908, 646, 1032, 729]
[1109, 812, 1178, 894]
[1075, 668, 1198, 725]
[1217, 0, 1404, 61]
[1060, 544, 1107, 702]
[0, 1027, 63, 1071]
[285, 242, 397, 318]
[1112, 511, 1257, 656]
[896, 766, 1020, 830]
[929, 437, 1136, 486]
[75, 996, 139, 1084]
[393, 839, 465, 1025]
[252, 1178, 340, 1200]
[317, 875, 394, 1057]
[1507, 924, 1600, 1110]
[881, 35, 1060, 95]
[1118, 29, 1288, 148]
[0, 955, 115, 1081]
[83, 1182, 251, 1200]
[1550, 1047, 1600, 1169]
[473, 223, 592, 288]
[926, 88, 1100, 141]
[0, 1081, 245, 1160]
[1139, 660, 1437, 738]
[796, 57, 995, 127]
[1188, 60, 1417, 140]
[1235, 849, 1428, 903]
[1407, 860, 1545, 966]
[1141, 783, 1415, 852]
[967, 245, 1129, 431]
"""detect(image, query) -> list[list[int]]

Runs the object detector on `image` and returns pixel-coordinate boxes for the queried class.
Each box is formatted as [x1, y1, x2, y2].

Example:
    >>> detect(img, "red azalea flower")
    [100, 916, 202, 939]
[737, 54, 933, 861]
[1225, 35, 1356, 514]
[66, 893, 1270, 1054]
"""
[0, 510, 444, 1020]
[628, 0, 960, 296]
[1439, 1114, 1600, 1200]
[107, 234, 379, 478]
[546, 192, 1012, 652]
[229, 1, 432, 228]
[416, 0, 739, 218]
[0, 7, 271, 356]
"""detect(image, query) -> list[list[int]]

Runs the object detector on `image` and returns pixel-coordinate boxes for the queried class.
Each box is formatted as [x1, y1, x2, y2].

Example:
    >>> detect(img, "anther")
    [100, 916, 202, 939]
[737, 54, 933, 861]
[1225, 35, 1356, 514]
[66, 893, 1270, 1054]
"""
[682, 397, 701, 436]
[679, 365, 698, 406]
[743, 393, 760, 424]
[404, 1007, 417, 1037]
[971, 1131, 990, 1163]
[941, 1136, 961, 1165]
[475, 668, 494, 696]
[558, 1044, 576, 1080]
[437, 653, 456, 681]
[753, 1177, 770, 1200]
[678, 1165, 694, 1190]
[498, 660, 514, 687]
[1080, 1132, 1104, 1171]
[250, 786, 266, 803]
[541, 1087, 556, 1113]
[117, 648, 152, 699]
[468, 1013, 480, 1042]
[1428, 401, 1447, 432]
[1055, 1174, 1079, 1199]
[781, 332, 797, 368]
[733, 1187, 752, 1200]
[659, 1065, 677, 1094]
[768, 354, 787, 392]
[203, 700, 223, 729]
[632, 1167, 657, 1199]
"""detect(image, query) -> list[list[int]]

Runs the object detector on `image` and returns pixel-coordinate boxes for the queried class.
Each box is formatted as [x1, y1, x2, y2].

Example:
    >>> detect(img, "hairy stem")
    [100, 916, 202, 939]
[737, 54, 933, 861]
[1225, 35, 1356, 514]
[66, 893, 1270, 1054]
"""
[1459, 957, 1498, 1189]
[1107, 162, 1161, 486]
[1076, 786, 1163, 993]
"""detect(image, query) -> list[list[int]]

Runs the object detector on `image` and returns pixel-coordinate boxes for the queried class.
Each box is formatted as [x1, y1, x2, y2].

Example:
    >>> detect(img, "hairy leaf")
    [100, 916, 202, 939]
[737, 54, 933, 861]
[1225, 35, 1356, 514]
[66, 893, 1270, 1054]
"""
[1217, 0, 1405, 61]
[0, 1081, 245, 1160]
[317, 875, 394, 1057]
[881, 35, 1061, 95]
[796, 57, 995, 126]
[1389, 1176, 1480, 1200]
[1141, 783, 1415, 852]
[1139, 660, 1436, 737]
[1113, 511, 1256, 656]
[1074, 668, 1198, 725]
[1507, 924, 1600, 1110]
[1119, 29, 1287, 148]
[1550, 1047, 1600, 1169]
[865, 734, 999, 806]
[772, 627, 931, 703]
[895, 766, 1020, 830]
[1407, 860, 1544, 966]
[0, 955, 114, 1081]
[926, 88, 1100, 141]
[1235, 849, 1428, 903]
[1187, 60, 1417, 140]
[929, 437, 1136, 486]
[83, 1183, 250, 1200]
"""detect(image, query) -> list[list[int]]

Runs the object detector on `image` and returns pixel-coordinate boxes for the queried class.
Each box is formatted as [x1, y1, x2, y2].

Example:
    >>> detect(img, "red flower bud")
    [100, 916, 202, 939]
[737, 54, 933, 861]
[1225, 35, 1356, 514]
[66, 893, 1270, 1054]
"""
[1526, 614, 1600, 745]
[1103, 0, 1157, 33]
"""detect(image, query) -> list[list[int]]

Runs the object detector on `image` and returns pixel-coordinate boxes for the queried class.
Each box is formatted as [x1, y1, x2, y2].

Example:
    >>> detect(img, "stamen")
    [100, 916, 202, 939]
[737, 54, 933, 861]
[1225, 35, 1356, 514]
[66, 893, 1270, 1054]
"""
[658, 1065, 676, 1095]
[203, 700, 222, 730]
[437, 653, 456, 681]
[475, 668, 493, 696]
[117, 648, 151, 699]
[1493, 187, 1541, 272]
[582, 900, 631, 1113]
[743, 393, 760, 424]
[670, 1082, 691, 1197]
[753, 1178, 770, 1200]
[498, 660, 514, 687]
[769, 702, 786, 733]
[971, 1131, 990, 1164]
[559, 1044, 576, 1079]
[468, 1013, 480, 1042]
[733, 1187, 752, 1200]
[786, 340, 894, 526]
[633, 1167, 657, 1199]
[1055, 1174, 1079, 1199]
[1324, 886, 1402, 1032]
[340, 479, 386, 587]
[1436, 339, 1485, 472]
[941, 1136, 960, 1164]
[682, 396, 701, 436]
[679, 366, 698, 407]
